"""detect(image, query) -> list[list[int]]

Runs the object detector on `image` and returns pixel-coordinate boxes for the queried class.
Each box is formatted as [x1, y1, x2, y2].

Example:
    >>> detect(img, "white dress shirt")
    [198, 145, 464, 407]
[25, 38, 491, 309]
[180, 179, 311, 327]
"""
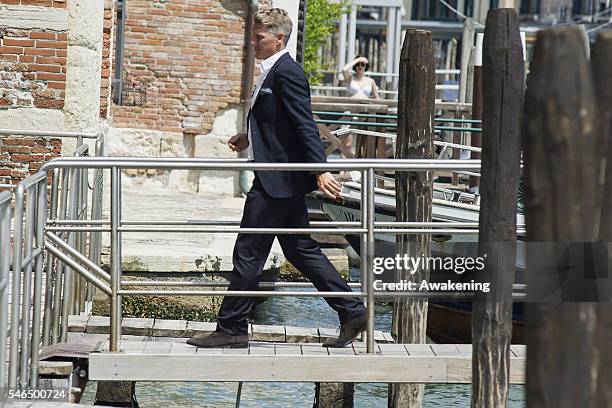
[247, 48, 290, 160]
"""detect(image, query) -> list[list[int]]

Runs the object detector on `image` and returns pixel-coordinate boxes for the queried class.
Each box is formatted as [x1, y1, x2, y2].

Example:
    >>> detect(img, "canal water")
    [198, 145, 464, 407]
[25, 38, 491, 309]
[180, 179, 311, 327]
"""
[80, 270, 526, 407]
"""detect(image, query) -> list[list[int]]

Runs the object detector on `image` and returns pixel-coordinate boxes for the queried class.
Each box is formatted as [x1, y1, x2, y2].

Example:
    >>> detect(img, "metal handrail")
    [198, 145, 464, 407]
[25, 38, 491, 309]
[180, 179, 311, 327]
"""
[0, 130, 105, 393]
[36, 157, 490, 355]
[1, 154, 525, 392]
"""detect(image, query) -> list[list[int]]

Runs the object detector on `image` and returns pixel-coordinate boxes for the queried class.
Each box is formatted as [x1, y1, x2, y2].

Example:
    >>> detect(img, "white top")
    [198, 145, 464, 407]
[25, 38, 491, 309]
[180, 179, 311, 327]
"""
[347, 79, 372, 99]
[247, 49, 290, 160]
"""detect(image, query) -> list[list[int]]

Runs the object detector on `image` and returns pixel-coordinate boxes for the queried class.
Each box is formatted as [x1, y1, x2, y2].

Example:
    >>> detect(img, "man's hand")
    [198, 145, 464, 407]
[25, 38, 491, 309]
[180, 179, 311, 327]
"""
[316, 172, 342, 201]
[228, 133, 249, 152]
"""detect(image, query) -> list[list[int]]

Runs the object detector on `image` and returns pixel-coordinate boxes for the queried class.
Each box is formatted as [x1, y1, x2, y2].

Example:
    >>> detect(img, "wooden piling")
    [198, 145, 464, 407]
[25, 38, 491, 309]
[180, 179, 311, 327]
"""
[523, 27, 599, 407]
[471, 8, 524, 408]
[314, 382, 354, 408]
[390, 29, 435, 408]
[592, 31, 612, 408]
[469, 34, 483, 191]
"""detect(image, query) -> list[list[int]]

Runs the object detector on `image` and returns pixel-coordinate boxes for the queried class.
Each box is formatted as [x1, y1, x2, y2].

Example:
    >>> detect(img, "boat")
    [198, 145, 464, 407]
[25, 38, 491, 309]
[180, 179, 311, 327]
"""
[308, 181, 527, 344]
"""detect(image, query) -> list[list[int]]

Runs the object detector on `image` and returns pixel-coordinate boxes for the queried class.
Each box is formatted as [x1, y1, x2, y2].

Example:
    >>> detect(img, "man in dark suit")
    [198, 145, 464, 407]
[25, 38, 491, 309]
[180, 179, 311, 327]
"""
[187, 8, 366, 349]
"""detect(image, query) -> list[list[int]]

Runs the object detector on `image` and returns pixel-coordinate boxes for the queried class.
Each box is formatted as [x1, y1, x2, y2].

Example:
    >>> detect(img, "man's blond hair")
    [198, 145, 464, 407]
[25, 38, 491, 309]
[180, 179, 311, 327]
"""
[254, 8, 292, 45]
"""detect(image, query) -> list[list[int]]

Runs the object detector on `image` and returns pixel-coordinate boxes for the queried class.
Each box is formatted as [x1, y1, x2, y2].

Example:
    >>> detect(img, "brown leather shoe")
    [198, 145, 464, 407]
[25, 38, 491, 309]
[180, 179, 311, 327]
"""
[322, 314, 368, 348]
[186, 331, 249, 348]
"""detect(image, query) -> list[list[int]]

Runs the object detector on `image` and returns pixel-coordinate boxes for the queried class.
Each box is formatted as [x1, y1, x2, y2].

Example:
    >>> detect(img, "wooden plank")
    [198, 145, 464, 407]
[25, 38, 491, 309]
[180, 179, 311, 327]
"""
[67, 314, 88, 333]
[379, 343, 409, 356]
[430, 344, 462, 357]
[249, 342, 276, 356]
[121, 335, 148, 342]
[404, 344, 435, 357]
[151, 319, 187, 337]
[275, 343, 302, 356]
[143, 341, 172, 354]
[88, 353, 454, 383]
[169, 341, 198, 355]
[285, 325, 319, 343]
[185, 321, 217, 337]
[301, 343, 329, 356]
[85, 316, 110, 334]
[222, 346, 248, 355]
[510, 345, 526, 358]
[382, 332, 395, 343]
[251, 324, 285, 342]
[122, 317, 154, 336]
[317, 327, 338, 344]
[373, 330, 386, 343]
[456, 343, 473, 357]
[351, 341, 370, 355]
[446, 356, 473, 383]
[195, 346, 223, 356]
[66, 332, 109, 346]
[118, 340, 146, 354]
[327, 346, 356, 356]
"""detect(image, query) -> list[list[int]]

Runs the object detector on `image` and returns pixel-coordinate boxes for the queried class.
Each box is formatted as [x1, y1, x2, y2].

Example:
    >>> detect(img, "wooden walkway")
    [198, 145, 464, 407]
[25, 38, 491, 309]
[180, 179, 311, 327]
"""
[67, 315, 396, 343]
[87, 340, 526, 384]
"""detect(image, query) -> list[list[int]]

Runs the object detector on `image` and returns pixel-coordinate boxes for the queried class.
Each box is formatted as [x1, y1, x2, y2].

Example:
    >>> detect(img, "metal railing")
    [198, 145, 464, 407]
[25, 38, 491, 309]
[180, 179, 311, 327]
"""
[35, 157, 492, 355]
[1, 153, 525, 390]
[0, 130, 104, 391]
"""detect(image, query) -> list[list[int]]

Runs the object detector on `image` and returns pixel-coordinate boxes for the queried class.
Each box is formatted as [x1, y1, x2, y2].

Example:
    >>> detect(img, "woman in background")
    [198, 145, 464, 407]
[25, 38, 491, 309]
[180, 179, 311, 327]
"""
[339, 56, 380, 171]
[342, 56, 380, 99]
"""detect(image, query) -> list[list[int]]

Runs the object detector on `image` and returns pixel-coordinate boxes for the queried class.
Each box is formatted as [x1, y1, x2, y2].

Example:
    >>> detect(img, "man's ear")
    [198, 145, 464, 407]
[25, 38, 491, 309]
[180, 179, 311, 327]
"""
[277, 33, 285, 46]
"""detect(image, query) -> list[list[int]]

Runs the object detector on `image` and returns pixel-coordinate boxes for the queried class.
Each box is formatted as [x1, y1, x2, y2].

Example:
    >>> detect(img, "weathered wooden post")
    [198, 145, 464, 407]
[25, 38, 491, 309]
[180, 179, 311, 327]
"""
[469, 33, 483, 191]
[592, 31, 612, 407]
[389, 29, 435, 408]
[314, 383, 354, 408]
[523, 27, 599, 407]
[471, 8, 524, 408]
[459, 18, 475, 104]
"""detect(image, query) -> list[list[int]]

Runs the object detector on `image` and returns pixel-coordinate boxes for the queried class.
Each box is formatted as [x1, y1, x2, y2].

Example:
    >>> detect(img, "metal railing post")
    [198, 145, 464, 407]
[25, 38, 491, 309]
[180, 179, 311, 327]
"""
[19, 183, 37, 388]
[52, 169, 69, 344]
[59, 169, 78, 342]
[29, 179, 47, 387]
[110, 167, 122, 351]
[87, 134, 105, 302]
[360, 169, 369, 350]
[366, 168, 376, 353]
[0, 192, 12, 390]
[9, 184, 24, 388]
[42, 168, 59, 346]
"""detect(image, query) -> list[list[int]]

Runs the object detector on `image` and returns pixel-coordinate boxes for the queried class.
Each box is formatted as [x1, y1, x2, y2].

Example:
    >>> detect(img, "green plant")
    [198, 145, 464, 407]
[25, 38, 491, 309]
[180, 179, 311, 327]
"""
[304, 0, 349, 84]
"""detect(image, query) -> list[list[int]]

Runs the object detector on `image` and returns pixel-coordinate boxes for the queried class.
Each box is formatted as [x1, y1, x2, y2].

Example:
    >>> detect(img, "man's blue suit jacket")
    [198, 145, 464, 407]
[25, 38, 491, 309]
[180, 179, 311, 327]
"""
[248, 52, 326, 199]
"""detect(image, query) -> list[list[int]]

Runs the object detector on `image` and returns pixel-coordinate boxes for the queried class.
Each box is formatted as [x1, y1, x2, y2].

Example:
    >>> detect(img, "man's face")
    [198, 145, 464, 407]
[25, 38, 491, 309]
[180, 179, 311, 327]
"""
[252, 23, 283, 60]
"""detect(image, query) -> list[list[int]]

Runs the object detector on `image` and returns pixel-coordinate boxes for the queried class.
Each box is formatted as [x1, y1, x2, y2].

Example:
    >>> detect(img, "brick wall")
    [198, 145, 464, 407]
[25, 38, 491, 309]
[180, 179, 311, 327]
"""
[109, 0, 247, 135]
[0, 0, 66, 7]
[0, 29, 67, 109]
[0, 135, 60, 187]
[0, 1, 69, 186]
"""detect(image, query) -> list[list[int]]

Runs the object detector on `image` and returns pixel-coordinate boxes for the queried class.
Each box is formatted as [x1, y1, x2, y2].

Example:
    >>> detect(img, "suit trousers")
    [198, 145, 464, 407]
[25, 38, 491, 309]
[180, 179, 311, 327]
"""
[216, 177, 366, 336]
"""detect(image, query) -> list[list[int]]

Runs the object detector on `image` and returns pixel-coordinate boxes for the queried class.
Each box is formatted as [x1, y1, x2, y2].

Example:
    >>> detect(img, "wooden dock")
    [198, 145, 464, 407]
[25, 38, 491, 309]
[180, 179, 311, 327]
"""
[66, 315, 396, 344]
[87, 340, 526, 384]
